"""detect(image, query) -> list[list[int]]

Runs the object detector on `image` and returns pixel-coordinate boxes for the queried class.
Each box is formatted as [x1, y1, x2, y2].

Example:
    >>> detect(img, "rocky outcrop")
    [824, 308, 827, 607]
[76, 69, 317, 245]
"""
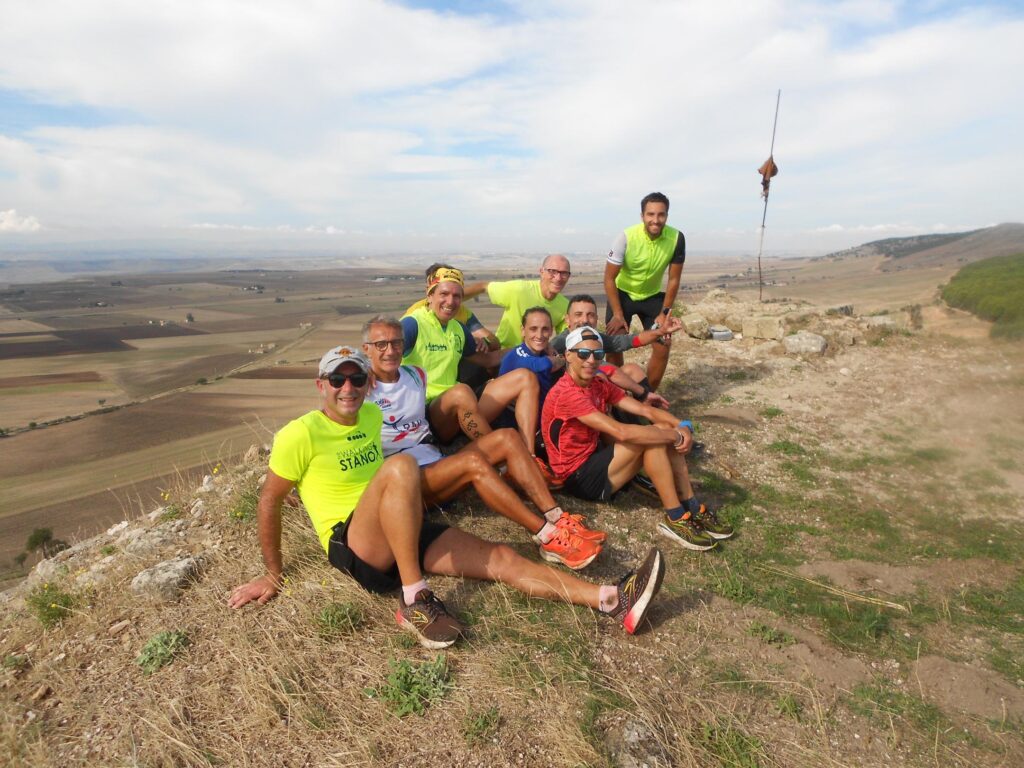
[130, 556, 206, 601]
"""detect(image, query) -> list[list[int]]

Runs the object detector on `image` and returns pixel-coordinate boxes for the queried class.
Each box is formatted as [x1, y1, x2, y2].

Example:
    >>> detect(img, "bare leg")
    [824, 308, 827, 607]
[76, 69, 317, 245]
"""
[647, 334, 672, 391]
[424, 527, 601, 608]
[606, 441, 645, 492]
[477, 369, 539, 450]
[619, 363, 646, 385]
[606, 442, 682, 508]
[472, 429, 558, 512]
[428, 383, 493, 442]
[345, 454, 425, 585]
[667, 447, 696, 500]
[420, 447, 545, 534]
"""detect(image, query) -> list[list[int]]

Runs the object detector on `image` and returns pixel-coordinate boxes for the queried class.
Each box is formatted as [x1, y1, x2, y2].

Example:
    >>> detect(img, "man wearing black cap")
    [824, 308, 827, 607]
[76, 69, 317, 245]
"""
[229, 344, 668, 646]
[541, 327, 733, 551]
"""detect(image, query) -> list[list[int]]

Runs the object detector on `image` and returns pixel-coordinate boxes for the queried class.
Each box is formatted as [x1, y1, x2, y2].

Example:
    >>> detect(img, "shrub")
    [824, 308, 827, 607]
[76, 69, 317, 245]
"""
[26, 583, 76, 628]
[464, 705, 500, 744]
[137, 631, 190, 675]
[365, 656, 452, 716]
[26, 528, 53, 552]
[315, 602, 364, 639]
[230, 485, 261, 522]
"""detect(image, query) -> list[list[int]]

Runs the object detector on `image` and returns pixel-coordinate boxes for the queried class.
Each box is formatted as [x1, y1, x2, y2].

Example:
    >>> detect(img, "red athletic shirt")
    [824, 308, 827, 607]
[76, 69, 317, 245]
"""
[541, 373, 624, 479]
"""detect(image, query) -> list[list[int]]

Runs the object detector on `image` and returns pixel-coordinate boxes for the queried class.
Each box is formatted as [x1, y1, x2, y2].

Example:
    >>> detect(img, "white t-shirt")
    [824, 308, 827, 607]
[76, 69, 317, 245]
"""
[367, 365, 443, 467]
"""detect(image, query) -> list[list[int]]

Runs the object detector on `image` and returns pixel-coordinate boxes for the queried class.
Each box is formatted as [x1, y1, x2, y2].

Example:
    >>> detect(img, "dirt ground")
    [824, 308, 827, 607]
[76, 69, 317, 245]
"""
[1, 293, 1021, 767]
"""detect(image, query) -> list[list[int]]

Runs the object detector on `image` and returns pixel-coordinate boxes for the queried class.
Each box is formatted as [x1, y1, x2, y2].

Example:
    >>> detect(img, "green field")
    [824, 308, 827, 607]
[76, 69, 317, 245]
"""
[942, 253, 1024, 339]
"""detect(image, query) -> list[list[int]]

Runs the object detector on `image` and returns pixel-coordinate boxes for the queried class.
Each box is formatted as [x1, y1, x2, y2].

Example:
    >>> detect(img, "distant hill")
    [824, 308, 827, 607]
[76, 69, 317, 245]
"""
[820, 223, 1024, 272]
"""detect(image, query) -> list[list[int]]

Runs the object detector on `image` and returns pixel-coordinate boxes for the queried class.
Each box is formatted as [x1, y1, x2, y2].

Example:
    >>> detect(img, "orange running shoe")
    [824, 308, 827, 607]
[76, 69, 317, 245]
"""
[555, 511, 607, 544]
[534, 527, 601, 570]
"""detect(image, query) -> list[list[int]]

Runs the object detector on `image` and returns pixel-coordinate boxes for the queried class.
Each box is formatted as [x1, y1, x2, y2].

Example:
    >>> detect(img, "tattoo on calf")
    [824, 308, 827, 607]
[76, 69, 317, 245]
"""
[461, 410, 483, 438]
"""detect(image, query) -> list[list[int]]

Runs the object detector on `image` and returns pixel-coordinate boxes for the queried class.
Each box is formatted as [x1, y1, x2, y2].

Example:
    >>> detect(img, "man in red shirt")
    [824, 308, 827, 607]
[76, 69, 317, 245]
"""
[541, 326, 733, 551]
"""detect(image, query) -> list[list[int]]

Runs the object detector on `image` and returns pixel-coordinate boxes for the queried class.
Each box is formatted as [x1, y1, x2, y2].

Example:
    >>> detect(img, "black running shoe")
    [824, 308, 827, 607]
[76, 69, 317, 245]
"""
[612, 548, 666, 635]
[395, 589, 464, 649]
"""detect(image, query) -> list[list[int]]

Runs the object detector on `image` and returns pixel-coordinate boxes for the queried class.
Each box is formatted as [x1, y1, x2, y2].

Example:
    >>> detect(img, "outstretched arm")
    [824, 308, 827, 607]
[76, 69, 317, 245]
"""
[463, 281, 490, 299]
[228, 470, 296, 608]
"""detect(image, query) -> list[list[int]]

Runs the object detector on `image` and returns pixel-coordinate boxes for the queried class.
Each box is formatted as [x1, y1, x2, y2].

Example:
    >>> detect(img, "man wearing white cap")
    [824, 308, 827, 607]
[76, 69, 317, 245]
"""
[541, 327, 734, 551]
[229, 344, 668, 647]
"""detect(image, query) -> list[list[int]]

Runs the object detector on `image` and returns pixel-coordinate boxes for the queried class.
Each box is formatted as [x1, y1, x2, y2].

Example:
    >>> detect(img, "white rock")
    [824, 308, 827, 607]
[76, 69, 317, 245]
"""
[106, 521, 129, 536]
[783, 331, 827, 356]
[130, 556, 205, 601]
[839, 367, 851, 376]
[679, 314, 711, 340]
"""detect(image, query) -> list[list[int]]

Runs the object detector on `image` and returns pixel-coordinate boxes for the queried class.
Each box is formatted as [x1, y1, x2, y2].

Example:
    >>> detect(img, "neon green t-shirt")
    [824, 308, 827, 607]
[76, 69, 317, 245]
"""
[268, 404, 384, 552]
[487, 279, 568, 349]
[615, 223, 683, 301]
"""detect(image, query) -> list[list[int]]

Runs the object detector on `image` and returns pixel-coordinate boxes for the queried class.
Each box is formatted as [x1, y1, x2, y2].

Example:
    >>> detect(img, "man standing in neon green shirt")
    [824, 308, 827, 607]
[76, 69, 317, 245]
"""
[604, 192, 686, 354]
[465, 254, 571, 349]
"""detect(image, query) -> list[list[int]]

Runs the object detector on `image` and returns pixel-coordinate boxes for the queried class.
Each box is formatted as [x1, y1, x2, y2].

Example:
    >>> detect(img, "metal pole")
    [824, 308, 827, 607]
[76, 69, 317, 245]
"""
[757, 89, 781, 302]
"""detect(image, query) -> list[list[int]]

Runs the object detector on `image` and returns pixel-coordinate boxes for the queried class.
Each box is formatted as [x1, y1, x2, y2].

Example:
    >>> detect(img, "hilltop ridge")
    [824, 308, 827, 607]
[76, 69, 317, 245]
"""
[3, 290, 1023, 767]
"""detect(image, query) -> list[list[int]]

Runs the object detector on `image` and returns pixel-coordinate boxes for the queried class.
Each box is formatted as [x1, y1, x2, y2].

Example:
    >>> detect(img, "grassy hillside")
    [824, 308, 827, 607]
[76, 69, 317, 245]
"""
[941, 253, 1024, 339]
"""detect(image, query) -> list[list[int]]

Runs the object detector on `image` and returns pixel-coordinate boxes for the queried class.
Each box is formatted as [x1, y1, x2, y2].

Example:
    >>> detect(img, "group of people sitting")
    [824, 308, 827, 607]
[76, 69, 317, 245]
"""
[230, 192, 733, 649]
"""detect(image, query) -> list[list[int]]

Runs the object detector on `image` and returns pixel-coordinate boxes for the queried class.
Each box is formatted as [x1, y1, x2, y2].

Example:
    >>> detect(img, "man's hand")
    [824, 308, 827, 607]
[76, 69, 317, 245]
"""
[547, 352, 566, 371]
[645, 391, 670, 409]
[661, 316, 683, 335]
[674, 426, 693, 454]
[606, 315, 628, 335]
[228, 574, 280, 608]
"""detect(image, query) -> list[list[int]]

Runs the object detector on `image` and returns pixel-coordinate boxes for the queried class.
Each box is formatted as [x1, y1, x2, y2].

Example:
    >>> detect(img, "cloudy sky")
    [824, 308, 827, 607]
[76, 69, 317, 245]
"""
[1, 0, 1022, 256]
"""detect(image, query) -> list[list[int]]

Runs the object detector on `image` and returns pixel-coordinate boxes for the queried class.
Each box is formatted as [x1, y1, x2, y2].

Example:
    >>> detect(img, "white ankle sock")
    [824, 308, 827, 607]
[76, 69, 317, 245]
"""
[535, 522, 558, 544]
[598, 585, 619, 613]
[402, 579, 429, 604]
[544, 506, 563, 523]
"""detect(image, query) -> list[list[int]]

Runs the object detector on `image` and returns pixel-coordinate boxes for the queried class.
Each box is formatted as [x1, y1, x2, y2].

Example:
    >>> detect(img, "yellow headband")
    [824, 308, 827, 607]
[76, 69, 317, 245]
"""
[427, 267, 464, 295]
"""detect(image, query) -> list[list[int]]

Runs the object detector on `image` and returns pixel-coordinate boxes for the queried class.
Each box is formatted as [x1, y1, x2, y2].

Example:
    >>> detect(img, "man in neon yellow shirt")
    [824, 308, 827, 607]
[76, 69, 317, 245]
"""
[604, 192, 685, 364]
[402, 266, 540, 451]
[404, 262, 500, 352]
[464, 254, 572, 349]
[228, 344, 668, 645]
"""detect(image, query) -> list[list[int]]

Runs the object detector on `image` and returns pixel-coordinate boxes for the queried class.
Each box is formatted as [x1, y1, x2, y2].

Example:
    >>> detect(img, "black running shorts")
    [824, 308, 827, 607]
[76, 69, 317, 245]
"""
[327, 517, 449, 594]
[606, 289, 665, 330]
[563, 444, 615, 502]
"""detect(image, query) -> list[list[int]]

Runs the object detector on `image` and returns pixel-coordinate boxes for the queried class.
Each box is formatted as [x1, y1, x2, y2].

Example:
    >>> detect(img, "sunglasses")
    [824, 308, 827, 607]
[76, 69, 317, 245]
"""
[366, 338, 404, 352]
[571, 348, 606, 361]
[325, 371, 369, 388]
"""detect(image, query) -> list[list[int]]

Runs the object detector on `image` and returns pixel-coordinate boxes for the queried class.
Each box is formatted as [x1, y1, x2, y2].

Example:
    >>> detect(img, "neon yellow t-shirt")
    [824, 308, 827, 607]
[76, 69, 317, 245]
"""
[615, 223, 683, 301]
[487, 280, 568, 349]
[268, 404, 383, 552]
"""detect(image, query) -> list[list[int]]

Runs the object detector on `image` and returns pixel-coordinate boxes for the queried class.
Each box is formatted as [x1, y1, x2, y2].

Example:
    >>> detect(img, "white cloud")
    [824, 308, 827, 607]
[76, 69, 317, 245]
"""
[0, 209, 41, 233]
[0, 1, 1021, 252]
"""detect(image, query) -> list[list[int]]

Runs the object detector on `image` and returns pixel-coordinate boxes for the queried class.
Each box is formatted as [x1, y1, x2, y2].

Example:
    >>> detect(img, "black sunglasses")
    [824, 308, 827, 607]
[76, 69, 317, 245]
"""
[325, 371, 369, 388]
[571, 348, 606, 361]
